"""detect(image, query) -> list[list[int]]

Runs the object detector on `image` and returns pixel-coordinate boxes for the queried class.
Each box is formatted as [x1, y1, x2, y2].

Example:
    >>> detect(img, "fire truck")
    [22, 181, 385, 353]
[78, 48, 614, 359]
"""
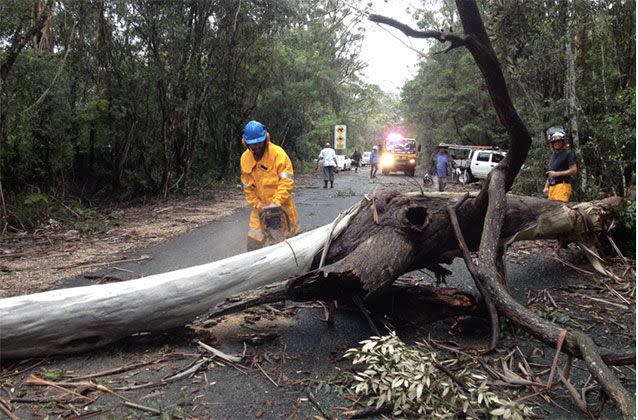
[379, 132, 421, 177]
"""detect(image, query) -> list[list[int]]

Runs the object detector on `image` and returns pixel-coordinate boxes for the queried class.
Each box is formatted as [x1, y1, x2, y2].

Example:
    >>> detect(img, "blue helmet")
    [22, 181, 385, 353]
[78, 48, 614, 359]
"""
[243, 120, 268, 145]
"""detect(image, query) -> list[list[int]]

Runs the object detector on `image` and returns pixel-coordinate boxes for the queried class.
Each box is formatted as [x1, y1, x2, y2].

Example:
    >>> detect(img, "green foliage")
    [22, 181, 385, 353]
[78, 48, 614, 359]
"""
[4, 190, 106, 232]
[401, 43, 505, 155]
[332, 188, 356, 198]
[42, 369, 65, 381]
[621, 200, 636, 231]
[345, 333, 534, 418]
[499, 317, 526, 339]
[1, 0, 377, 216]
[7, 191, 51, 229]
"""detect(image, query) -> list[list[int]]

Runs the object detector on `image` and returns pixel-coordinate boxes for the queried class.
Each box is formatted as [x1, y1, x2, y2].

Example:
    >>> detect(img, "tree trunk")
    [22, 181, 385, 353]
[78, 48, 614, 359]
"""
[0, 193, 623, 359]
[565, 38, 587, 192]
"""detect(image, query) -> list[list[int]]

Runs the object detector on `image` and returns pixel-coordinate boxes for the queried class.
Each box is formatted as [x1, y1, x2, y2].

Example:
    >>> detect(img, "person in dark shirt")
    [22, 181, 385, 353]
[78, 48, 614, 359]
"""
[543, 126, 577, 202]
[350, 149, 362, 173]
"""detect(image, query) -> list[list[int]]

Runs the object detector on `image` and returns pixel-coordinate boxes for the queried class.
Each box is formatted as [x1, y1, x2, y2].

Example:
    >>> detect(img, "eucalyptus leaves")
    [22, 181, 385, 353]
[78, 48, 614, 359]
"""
[344, 333, 534, 419]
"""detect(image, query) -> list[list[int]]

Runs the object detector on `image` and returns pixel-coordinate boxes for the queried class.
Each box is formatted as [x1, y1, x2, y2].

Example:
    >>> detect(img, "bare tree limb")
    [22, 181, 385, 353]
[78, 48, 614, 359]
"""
[368, 13, 467, 47]
[447, 193, 499, 350]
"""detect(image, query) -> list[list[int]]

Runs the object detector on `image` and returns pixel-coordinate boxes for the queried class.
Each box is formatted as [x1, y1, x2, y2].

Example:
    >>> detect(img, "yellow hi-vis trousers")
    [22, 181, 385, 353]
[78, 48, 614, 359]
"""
[548, 183, 572, 202]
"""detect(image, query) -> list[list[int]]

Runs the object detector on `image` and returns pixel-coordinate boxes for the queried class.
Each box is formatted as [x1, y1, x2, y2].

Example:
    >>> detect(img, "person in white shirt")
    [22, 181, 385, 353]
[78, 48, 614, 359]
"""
[316, 142, 338, 188]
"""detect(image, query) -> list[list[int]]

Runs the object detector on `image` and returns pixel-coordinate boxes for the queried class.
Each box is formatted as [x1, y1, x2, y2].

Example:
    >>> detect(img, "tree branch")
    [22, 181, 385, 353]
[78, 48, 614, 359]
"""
[24, 22, 78, 113]
[368, 14, 467, 47]
[0, 3, 53, 89]
[447, 193, 499, 350]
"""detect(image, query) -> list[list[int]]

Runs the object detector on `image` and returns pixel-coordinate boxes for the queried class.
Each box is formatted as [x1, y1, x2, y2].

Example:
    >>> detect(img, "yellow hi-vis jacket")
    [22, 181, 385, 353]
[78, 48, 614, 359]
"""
[240, 141, 301, 242]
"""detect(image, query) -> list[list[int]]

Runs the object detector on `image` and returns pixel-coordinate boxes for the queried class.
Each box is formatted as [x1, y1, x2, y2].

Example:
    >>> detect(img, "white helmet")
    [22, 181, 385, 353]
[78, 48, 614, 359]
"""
[546, 126, 566, 143]
[372, 145, 378, 150]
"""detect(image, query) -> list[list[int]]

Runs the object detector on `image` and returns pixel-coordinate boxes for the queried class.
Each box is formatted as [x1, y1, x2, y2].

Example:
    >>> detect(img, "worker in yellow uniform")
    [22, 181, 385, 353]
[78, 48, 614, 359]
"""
[240, 120, 301, 251]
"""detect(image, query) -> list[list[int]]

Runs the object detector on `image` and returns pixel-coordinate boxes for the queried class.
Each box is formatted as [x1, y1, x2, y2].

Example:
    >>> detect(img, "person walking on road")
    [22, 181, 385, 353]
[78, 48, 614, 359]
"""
[426, 144, 454, 192]
[370, 145, 379, 178]
[350, 148, 362, 173]
[317, 142, 338, 188]
[240, 120, 301, 251]
[543, 126, 577, 202]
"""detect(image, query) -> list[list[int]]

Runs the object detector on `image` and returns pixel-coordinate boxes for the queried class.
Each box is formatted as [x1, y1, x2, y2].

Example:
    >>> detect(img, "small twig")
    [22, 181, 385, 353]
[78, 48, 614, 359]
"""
[162, 357, 209, 382]
[347, 405, 393, 418]
[512, 383, 561, 403]
[53, 254, 151, 270]
[552, 255, 598, 276]
[562, 355, 574, 381]
[432, 361, 468, 388]
[0, 359, 46, 380]
[574, 294, 628, 310]
[306, 389, 329, 418]
[69, 358, 167, 381]
[0, 399, 18, 420]
[606, 234, 634, 273]
[600, 281, 631, 305]
[547, 329, 567, 388]
[124, 401, 161, 415]
[352, 294, 380, 336]
[559, 372, 591, 416]
[25, 374, 95, 401]
[196, 340, 242, 363]
[112, 266, 135, 274]
[545, 290, 559, 309]
[255, 363, 278, 387]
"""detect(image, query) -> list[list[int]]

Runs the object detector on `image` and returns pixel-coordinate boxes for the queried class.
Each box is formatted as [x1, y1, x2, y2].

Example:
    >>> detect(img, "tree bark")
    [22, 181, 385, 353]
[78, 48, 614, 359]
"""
[205, 277, 481, 326]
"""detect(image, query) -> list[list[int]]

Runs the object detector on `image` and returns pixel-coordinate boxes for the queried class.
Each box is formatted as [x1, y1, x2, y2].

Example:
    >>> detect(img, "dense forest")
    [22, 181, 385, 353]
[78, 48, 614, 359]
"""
[0, 0, 635, 230]
[402, 0, 635, 199]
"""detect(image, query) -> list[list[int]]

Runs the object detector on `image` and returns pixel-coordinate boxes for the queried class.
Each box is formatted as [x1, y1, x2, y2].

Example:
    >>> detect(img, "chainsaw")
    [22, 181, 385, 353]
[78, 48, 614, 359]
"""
[259, 205, 291, 245]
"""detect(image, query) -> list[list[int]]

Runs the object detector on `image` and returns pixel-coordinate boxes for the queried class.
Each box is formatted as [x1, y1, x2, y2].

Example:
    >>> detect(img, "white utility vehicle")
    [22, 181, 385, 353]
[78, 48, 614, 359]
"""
[335, 155, 352, 171]
[440, 144, 506, 184]
[360, 151, 371, 166]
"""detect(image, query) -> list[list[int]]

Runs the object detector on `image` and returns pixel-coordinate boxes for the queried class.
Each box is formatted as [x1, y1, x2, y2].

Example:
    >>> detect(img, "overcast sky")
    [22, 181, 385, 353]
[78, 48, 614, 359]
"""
[359, 1, 427, 94]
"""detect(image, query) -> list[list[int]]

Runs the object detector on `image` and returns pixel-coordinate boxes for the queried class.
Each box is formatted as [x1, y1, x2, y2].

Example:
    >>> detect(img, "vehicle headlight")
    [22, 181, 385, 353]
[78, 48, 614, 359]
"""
[381, 154, 394, 166]
[409, 159, 415, 164]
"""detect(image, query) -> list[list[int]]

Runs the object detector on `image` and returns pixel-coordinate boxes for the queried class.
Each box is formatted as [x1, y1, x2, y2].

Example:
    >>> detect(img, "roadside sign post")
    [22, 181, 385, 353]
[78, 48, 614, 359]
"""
[334, 125, 346, 151]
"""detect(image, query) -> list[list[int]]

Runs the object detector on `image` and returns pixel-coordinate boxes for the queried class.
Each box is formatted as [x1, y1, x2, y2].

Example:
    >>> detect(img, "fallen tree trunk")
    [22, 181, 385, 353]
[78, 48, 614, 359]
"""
[0, 193, 624, 359]
[0, 206, 361, 359]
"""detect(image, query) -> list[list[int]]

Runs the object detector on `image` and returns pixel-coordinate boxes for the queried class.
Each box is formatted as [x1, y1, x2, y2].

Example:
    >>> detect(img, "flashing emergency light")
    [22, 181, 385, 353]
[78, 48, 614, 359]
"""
[386, 132, 403, 142]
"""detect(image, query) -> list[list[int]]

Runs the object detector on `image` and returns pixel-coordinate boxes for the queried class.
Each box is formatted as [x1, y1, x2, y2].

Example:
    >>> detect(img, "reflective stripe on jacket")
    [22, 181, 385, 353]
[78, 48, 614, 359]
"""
[240, 142, 301, 241]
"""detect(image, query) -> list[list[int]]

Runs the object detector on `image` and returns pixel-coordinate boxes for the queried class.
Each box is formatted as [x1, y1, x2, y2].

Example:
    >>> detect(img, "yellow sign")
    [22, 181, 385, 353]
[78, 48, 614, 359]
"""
[334, 125, 346, 150]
